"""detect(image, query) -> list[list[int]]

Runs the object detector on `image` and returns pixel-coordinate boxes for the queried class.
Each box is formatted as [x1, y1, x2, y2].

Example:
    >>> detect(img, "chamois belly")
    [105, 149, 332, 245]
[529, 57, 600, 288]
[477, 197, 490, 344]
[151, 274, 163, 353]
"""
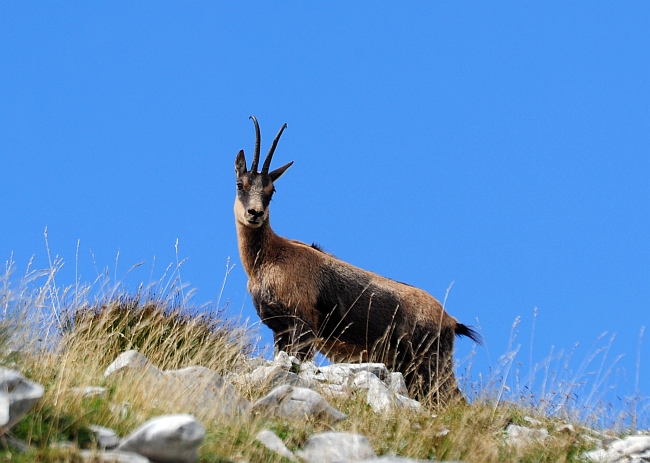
[314, 264, 409, 350]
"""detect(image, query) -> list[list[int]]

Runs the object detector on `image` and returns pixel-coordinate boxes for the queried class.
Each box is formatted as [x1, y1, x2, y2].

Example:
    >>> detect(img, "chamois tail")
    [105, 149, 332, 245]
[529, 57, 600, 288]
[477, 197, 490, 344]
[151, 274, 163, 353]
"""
[455, 323, 483, 345]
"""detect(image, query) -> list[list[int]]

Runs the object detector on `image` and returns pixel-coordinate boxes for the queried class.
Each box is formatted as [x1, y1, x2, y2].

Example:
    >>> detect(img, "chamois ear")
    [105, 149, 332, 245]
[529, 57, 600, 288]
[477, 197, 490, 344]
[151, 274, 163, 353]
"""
[269, 161, 294, 182]
[235, 150, 247, 178]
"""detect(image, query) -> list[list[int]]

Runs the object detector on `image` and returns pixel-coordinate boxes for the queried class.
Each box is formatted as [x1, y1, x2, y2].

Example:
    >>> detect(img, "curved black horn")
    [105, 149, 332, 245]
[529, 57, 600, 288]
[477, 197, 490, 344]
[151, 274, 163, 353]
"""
[262, 123, 288, 174]
[249, 115, 261, 172]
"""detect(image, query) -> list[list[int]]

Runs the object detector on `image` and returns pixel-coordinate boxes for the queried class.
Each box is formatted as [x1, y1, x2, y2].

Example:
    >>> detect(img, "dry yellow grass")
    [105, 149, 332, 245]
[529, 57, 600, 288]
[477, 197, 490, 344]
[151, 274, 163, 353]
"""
[0, 257, 638, 462]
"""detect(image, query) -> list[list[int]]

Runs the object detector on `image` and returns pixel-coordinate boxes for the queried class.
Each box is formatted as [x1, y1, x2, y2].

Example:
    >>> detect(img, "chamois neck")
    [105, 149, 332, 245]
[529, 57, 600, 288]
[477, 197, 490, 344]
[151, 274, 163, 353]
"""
[236, 219, 278, 275]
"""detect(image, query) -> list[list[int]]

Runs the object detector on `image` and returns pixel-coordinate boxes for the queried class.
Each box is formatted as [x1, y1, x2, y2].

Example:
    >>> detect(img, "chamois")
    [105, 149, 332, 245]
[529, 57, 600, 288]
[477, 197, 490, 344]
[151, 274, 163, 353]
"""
[234, 116, 482, 401]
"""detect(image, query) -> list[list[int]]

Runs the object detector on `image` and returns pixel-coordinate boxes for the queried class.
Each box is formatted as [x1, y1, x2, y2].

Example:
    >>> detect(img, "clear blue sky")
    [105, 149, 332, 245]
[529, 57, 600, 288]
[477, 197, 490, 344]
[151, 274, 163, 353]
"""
[2, 3, 648, 424]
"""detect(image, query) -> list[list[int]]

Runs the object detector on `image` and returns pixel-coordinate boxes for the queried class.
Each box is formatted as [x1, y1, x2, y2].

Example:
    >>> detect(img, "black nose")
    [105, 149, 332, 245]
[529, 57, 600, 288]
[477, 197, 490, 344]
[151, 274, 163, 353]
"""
[248, 209, 264, 219]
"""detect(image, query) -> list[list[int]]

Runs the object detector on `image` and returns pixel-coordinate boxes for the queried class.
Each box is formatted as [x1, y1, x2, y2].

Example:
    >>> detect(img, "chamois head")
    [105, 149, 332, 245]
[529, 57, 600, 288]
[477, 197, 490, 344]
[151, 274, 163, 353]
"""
[234, 116, 293, 228]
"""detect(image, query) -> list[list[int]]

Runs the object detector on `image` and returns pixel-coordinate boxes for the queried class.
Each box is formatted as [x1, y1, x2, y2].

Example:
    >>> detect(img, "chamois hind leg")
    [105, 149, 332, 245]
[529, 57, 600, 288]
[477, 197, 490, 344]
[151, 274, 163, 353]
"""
[415, 351, 464, 406]
[391, 325, 436, 399]
[416, 328, 465, 406]
[397, 326, 463, 404]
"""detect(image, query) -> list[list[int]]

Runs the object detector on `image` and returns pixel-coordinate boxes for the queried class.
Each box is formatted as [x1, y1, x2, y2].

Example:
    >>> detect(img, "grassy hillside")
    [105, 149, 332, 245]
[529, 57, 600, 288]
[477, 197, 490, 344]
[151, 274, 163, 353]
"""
[0, 258, 640, 462]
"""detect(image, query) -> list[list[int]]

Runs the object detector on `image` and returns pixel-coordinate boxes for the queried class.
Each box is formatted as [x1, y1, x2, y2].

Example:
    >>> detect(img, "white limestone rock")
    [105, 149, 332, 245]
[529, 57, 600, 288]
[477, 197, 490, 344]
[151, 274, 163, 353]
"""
[523, 416, 542, 427]
[313, 363, 389, 385]
[351, 370, 384, 389]
[584, 448, 611, 462]
[318, 383, 347, 397]
[387, 372, 409, 396]
[299, 360, 317, 374]
[242, 365, 314, 389]
[298, 363, 320, 384]
[104, 350, 163, 380]
[252, 385, 347, 423]
[584, 434, 650, 463]
[255, 429, 297, 461]
[118, 414, 204, 463]
[89, 424, 121, 449]
[556, 423, 576, 434]
[505, 424, 549, 448]
[295, 432, 376, 463]
[434, 427, 451, 437]
[246, 365, 278, 384]
[352, 371, 421, 413]
[272, 351, 300, 370]
[394, 393, 421, 412]
[0, 367, 45, 433]
[353, 371, 394, 413]
[269, 369, 314, 388]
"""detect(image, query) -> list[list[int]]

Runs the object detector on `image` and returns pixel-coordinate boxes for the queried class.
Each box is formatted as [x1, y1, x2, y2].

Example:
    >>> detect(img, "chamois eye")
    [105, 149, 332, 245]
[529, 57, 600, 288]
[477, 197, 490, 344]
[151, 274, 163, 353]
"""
[236, 181, 244, 191]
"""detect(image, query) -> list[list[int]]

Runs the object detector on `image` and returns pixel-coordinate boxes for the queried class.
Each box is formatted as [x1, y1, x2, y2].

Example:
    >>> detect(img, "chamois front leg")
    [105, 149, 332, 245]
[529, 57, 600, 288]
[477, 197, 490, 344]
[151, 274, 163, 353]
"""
[253, 294, 317, 360]
[272, 321, 315, 361]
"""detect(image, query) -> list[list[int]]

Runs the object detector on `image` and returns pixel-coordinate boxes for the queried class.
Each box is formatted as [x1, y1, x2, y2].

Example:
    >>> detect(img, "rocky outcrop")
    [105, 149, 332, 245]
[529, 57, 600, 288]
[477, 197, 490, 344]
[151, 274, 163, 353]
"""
[584, 434, 650, 462]
[118, 414, 205, 463]
[251, 384, 348, 423]
[502, 418, 650, 463]
[505, 423, 549, 448]
[295, 432, 377, 463]
[4, 352, 646, 462]
[104, 350, 251, 419]
[0, 367, 44, 434]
